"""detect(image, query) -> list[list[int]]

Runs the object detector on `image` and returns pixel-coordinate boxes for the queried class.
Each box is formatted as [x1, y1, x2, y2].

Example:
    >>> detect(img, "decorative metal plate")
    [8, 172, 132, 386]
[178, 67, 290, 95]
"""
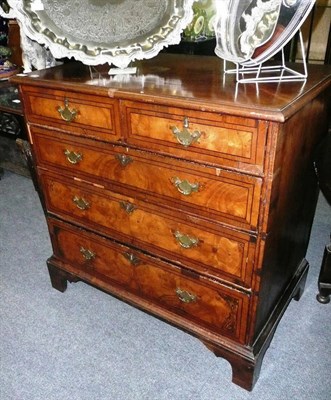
[214, 0, 315, 65]
[9, 0, 194, 68]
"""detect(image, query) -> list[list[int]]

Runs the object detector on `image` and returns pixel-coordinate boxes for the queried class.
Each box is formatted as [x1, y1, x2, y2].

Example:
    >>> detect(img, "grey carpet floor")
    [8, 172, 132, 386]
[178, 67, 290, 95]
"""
[0, 170, 330, 400]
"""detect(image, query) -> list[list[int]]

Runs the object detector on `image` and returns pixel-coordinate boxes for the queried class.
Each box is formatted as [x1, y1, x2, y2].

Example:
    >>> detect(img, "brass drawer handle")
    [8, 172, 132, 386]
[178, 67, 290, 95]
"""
[57, 98, 78, 122]
[115, 154, 133, 167]
[176, 288, 197, 303]
[120, 201, 136, 214]
[73, 196, 90, 210]
[171, 177, 200, 196]
[64, 149, 83, 165]
[174, 231, 199, 249]
[123, 252, 141, 266]
[171, 117, 201, 147]
[80, 246, 96, 261]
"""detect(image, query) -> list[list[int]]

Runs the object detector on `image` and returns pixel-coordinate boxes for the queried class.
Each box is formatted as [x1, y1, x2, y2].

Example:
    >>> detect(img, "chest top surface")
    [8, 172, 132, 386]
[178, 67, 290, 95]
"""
[12, 54, 331, 122]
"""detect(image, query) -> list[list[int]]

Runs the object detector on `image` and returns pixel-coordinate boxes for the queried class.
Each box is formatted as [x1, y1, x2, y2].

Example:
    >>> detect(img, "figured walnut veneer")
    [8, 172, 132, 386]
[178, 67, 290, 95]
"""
[12, 54, 331, 391]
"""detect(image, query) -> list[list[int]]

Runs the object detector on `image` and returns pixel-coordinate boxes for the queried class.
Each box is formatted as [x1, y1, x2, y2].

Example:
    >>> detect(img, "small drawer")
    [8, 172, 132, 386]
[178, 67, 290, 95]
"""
[31, 127, 262, 230]
[122, 100, 267, 174]
[41, 172, 256, 287]
[48, 218, 249, 343]
[22, 85, 121, 142]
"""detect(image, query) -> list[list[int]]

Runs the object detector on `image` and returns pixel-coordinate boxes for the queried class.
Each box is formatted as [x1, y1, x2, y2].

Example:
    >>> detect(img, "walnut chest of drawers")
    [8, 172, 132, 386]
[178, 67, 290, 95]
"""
[13, 55, 331, 390]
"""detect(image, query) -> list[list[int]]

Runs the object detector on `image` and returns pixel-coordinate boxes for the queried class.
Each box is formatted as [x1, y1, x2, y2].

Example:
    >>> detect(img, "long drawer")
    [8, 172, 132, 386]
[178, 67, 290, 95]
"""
[122, 100, 267, 174]
[22, 85, 121, 142]
[48, 217, 250, 343]
[31, 126, 262, 230]
[40, 171, 256, 287]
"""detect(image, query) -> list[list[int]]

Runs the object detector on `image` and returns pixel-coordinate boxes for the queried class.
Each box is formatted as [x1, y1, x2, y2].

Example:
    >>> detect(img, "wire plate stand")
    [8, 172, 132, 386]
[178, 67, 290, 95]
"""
[224, 30, 308, 84]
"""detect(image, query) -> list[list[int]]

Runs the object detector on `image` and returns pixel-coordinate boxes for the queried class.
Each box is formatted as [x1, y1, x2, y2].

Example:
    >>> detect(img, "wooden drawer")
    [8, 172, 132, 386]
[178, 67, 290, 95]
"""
[32, 127, 262, 230]
[48, 218, 250, 343]
[122, 100, 267, 174]
[22, 85, 121, 142]
[41, 172, 256, 287]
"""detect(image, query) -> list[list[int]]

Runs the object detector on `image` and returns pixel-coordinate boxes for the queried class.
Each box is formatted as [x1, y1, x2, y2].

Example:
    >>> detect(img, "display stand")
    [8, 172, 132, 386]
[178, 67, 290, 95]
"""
[224, 31, 308, 84]
[108, 67, 137, 75]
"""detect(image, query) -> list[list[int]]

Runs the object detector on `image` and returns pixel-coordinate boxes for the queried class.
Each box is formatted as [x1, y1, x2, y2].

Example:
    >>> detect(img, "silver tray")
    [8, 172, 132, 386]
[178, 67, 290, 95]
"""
[9, 0, 194, 68]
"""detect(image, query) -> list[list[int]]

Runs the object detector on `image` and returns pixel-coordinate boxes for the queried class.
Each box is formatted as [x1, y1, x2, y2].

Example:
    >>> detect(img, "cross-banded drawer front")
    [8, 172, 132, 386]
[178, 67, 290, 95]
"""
[32, 127, 262, 230]
[41, 172, 256, 286]
[49, 218, 249, 343]
[122, 100, 267, 174]
[22, 85, 120, 142]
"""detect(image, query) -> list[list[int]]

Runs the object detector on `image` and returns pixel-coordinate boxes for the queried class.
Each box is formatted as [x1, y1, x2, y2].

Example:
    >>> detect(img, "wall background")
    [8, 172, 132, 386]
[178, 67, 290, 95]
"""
[299, 0, 331, 63]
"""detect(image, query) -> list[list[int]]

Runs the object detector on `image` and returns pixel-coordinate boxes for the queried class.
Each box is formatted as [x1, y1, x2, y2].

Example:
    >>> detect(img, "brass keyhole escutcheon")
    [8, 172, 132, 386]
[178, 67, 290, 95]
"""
[176, 288, 197, 303]
[64, 149, 83, 165]
[58, 98, 78, 123]
[171, 177, 200, 196]
[115, 154, 133, 167]
[73, 196, 90, 211]
[119, 201, 136, 214]
[80, 247, 96, 261]
[171, 117, 201, 147]
[123, 252, 141, 266]
[174, 231, 199, 249]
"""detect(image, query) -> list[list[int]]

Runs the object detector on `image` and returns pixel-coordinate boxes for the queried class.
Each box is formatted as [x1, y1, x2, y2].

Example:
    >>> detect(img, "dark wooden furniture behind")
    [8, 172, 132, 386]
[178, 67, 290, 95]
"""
[0, 81, 27, 177]
[12, 55, 331, 391]
[7, 19, 23, 69]
[314, 133, 331, 304]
